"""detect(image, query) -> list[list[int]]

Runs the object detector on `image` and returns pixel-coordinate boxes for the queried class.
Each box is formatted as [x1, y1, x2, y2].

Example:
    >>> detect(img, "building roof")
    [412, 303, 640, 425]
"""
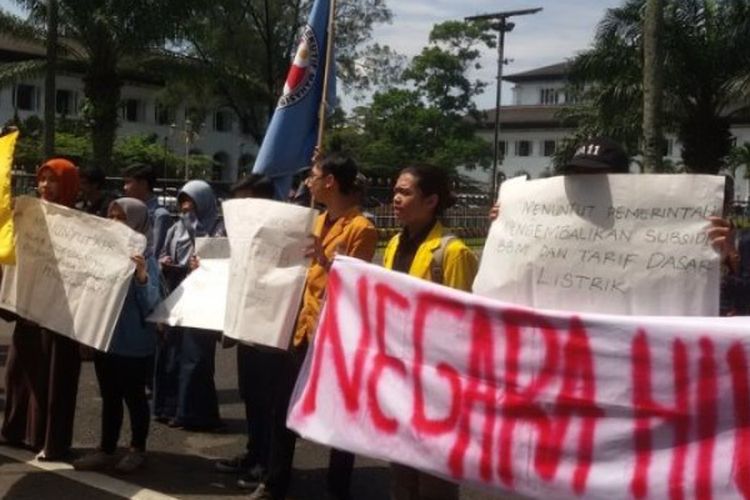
[503, 62, 569, 83]
[477, 105, 566, 130]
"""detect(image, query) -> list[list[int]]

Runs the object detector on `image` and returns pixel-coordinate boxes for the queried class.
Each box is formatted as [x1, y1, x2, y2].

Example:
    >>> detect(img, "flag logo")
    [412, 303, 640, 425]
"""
[279, 25, 320, 109]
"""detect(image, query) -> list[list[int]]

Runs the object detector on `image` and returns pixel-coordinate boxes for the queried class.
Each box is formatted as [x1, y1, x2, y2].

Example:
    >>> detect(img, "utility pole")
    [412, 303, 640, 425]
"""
[465, 8, 542, 200]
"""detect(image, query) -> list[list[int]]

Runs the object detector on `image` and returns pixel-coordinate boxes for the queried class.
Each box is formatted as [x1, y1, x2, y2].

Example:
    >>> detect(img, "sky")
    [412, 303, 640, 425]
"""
[0, 0, 625, 110]
[369, 0, 624, 110]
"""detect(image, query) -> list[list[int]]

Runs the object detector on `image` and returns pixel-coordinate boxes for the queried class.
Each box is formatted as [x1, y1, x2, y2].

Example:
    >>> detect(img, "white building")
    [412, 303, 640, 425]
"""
[0, 36, 257, 181]
[472, 62, 750, 200]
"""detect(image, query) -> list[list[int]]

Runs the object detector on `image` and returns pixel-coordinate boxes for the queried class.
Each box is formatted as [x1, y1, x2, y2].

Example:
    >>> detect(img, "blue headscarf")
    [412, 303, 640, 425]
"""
[165, 180, 220, 265]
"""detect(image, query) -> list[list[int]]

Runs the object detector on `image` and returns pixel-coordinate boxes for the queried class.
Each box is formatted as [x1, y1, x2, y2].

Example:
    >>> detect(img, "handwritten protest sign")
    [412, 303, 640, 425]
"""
[0, 196, 146, 350]
[289, 256, 750, 500]
[0, 130, 18, 264]
[147, 237, 229, 331]
[473, 174, 724, 315]
[222, 199, 316, 349]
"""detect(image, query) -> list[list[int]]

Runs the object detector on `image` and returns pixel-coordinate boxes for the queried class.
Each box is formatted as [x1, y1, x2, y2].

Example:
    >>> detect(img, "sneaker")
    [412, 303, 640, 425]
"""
[215, 453, 250, 473]
[236, 466, 264, 489]
[114, 450, 146, 473]
[73, 450, 116, 471]
[37, 449, 72, 462]
[247, 483, 274, 500]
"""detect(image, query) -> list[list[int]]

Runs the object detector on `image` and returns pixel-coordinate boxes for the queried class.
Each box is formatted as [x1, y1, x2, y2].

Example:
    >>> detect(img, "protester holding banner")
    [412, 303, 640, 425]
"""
[248, 155, 378, 500]
[383, 164, 478, 500]
[1, 158, 82, 460]
[153, 180, 224, 430]
[73, 198, 160, 473]
[213, 174, 287, 487]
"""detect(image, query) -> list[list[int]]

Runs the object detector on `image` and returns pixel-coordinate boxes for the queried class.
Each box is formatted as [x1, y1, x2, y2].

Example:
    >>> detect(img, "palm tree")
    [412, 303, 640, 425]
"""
[565, 0, 750, 174]
[642, 0, 665, 172]
[727, 142, 750, 179]
[0, 0, 199, 170]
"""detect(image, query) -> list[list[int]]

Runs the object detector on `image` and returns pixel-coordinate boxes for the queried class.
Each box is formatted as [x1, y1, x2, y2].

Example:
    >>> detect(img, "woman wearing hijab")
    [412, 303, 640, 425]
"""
[1, 158, 83, 460]
[73, 198, 160, 473]
[153, 180, 224, 430]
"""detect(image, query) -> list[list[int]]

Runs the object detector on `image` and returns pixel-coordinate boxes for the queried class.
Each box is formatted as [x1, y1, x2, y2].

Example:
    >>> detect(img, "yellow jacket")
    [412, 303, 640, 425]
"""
[383, 221, 478, 292]
[293, 207, 378, 346]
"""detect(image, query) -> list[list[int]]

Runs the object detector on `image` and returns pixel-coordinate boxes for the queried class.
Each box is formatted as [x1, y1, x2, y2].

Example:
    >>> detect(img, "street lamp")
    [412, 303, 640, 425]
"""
[181, 119, 204, 180]
[465, 7, 542, 200]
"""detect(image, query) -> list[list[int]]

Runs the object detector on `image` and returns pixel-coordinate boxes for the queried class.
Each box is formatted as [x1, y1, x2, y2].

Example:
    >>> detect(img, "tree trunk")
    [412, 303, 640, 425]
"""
[84, 60, 121, 173]
[43, 0, 58, 158]
[642, 0, 664, 172]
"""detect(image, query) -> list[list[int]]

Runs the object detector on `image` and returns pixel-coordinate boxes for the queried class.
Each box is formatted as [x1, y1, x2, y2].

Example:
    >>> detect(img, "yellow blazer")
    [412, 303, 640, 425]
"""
[293, 207, 378, 346]
[383, 221, 478, 292]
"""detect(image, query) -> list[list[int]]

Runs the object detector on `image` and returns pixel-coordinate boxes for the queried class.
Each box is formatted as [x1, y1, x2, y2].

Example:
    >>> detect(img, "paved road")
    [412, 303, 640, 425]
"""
[0, 321, 519, 500]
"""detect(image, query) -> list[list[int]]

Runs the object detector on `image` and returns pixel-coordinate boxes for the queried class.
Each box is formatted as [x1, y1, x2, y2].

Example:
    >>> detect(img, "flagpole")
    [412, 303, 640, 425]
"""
[311, 0, 336, 209]
[316, 0, 336, 154]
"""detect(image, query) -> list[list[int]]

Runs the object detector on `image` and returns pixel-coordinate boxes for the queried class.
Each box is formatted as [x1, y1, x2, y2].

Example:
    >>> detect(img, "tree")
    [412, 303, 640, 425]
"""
[564, 0, 750, 174]
[330, 20, 493, 178]
[172, 0, 395, 146]
[43, 0, 57, 157]
[727, 142, 750, 180]
[642, 0, 665, 172]
[0, 0, 201, 171]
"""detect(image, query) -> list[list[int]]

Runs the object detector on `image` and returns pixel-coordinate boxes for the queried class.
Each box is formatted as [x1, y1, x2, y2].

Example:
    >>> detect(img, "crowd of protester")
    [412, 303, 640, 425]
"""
[0, 137, 745, 500]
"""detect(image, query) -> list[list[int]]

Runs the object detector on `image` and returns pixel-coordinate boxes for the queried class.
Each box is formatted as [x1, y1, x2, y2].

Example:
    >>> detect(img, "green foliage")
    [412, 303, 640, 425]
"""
[331, 20, 493, 179]
[0, 0, 202, 171]
[727, 142, 750, 179]
[563, 0, 750, 174]
[174, 0, 394, 144]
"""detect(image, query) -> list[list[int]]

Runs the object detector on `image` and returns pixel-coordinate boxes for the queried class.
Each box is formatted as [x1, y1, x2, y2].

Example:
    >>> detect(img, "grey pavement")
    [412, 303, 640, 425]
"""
[0, 321, 517, 500]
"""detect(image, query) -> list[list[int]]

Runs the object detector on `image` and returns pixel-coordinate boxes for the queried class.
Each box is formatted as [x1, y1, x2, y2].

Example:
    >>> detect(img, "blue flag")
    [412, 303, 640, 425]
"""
[252, 0, 335, 199]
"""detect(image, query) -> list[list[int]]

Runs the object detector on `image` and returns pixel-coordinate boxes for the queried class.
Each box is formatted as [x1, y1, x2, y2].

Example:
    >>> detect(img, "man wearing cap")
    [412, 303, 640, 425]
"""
[489, 136, 737, 289]
[564, 136, 630, 174]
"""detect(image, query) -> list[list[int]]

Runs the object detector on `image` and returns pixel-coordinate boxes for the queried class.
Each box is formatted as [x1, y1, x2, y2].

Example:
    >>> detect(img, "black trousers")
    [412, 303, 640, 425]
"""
[264, 342, 355, 500]
[237, 344, 285, 472]
[94, 352, 151, 453]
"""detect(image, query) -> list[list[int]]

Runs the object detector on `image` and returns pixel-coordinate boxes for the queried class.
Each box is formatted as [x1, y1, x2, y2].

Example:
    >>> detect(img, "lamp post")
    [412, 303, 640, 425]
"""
[465, 7, 542, 200]
[181, 119, 204, 180]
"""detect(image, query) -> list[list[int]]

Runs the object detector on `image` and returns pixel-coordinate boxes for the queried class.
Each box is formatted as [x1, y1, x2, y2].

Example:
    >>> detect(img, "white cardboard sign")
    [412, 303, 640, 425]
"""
[222, 198, 317, 349]
[473, 174, 724, 315]
[0, 196, 146, 350]
[147, 237, 229, 331]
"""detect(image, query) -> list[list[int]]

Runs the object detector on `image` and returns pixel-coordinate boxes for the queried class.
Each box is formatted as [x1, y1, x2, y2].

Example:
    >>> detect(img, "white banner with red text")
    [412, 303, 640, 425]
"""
[288, 256, 750, 500]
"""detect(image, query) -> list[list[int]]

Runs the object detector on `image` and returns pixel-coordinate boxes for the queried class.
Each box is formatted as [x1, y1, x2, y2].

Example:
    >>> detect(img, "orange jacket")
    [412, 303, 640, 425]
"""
[293, 206, 377, 346]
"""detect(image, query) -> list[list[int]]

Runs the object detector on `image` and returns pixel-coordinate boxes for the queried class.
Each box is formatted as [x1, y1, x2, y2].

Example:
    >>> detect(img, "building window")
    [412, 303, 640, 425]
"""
[542, 140, 556, 157]
[240, 116, 254, 135]
[155, 103, 175, 125]
[497, 140, 507, 158]
[121, 99, 142, 122]
[515, 140, 532, 157]
[14, 84, 39, 111]
[663, 138, 674, 157]
[214, 110, 234, 132]
[56, 89, 76, 116]
[539, 88, 559, 105]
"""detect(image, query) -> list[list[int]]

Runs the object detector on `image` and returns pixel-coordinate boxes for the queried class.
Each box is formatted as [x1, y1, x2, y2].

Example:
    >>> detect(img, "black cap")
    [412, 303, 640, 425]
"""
[563, 137, 629, 174]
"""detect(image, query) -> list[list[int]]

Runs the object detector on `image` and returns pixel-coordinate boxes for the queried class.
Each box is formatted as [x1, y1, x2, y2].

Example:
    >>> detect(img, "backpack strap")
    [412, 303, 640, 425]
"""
[430, 234, 457, 285]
